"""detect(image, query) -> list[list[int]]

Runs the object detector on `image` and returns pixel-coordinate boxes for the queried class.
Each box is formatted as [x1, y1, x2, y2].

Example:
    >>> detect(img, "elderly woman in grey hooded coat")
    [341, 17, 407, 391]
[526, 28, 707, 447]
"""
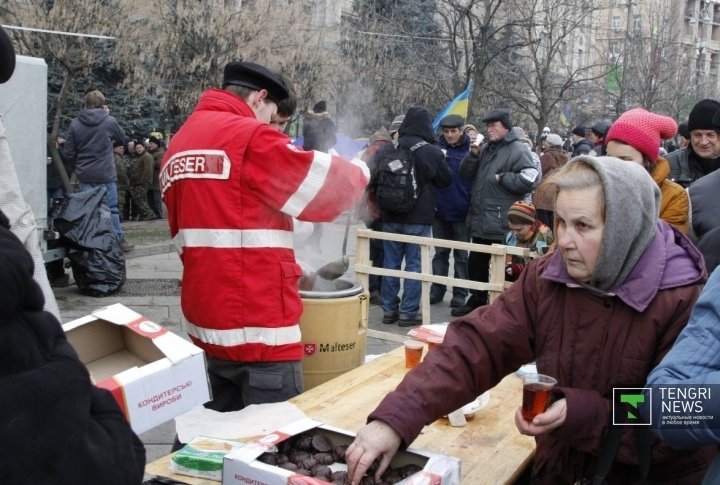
[345, 156, 714, 485]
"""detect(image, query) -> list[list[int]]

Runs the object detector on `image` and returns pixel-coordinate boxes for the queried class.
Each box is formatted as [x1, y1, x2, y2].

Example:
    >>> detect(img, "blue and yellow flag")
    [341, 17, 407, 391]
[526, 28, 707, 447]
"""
[433, 82, 473, 132]
[559, 105, 571, 128]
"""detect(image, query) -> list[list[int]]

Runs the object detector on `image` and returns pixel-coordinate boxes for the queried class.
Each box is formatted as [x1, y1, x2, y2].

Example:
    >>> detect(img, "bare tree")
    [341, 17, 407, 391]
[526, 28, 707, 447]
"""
[483, 0, 608, 139]
[431, 0, 544, 123]
[600, 0, 687, 119]
[3, 0, 130, 186]
[115, 1, 326, 132]
[336, 0, 454, 130]
[663, 47, 704, 121]
[620, 2, 701, 120]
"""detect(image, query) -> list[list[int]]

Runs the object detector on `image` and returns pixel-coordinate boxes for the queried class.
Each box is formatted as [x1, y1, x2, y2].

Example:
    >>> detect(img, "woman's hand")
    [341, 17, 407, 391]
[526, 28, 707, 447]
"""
[345, 420, 402, 485]
[515, 398, 567, 436]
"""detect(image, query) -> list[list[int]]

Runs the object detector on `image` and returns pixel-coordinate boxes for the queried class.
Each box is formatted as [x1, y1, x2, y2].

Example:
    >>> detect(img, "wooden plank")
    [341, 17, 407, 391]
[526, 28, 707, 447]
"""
[353, 264, 505, 292]
[421, 245, 432, 325]
[356, 228, 532, 256]
[353, 229, 537, 306]
[289, 347, 535, 484]
[145, 348, 535, 484]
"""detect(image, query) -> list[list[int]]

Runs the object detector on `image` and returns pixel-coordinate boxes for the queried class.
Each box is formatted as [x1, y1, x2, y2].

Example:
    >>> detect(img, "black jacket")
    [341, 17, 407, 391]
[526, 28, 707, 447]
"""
[689, 168, 720, 239]
[302, 110, 337, 152]
[0, 209, 145, 484]
[369, 106, 452, 225]
[698, 226, 720, 274]
[666, 146, 720, 188]
[59, 108, 125, 183]
[460, 128, 536, 240]
[571, 138, 594, 157]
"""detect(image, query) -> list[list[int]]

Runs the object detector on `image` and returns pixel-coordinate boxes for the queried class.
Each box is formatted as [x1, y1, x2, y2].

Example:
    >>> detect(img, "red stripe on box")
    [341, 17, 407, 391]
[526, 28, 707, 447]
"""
[126, 316, 168, 339]
[256, 431, 292, 448]
[417, 471, 442, 484]
[97, 376, 130, 422]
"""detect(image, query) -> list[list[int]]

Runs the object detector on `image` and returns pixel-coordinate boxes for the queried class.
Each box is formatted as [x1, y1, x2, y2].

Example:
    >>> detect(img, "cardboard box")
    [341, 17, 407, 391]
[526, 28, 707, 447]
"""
[63, 303, 211, 434]
[223, 418, 461, 485]
[171, 436, 246, 481]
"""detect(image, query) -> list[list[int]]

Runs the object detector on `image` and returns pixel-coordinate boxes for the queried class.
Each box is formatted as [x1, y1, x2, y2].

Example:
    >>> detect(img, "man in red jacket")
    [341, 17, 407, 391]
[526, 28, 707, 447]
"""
[161, 61, 369, 415]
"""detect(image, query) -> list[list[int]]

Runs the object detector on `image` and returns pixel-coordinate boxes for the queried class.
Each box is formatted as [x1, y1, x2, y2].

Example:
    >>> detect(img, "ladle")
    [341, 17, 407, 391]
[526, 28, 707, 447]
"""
[316, 213, 351, 280]
[316, 255, 350, 280]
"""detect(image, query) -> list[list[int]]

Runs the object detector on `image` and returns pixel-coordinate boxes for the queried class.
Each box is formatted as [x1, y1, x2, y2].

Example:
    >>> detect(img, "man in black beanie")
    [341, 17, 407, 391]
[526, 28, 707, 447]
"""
[303, 99, 337, 153]
[686, 106, 720, 268]
[430, 113, 472, 308]
[666, 98, 720, 187]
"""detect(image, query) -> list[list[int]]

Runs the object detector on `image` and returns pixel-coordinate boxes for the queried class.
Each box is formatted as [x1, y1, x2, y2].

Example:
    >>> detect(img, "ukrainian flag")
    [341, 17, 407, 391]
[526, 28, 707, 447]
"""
[433, 82, 473, 132]
[559, 105, 571, 128]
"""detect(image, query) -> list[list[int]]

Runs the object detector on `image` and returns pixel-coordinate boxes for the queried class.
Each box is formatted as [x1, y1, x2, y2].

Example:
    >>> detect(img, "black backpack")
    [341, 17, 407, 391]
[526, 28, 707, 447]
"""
[374, 140, 427, 214]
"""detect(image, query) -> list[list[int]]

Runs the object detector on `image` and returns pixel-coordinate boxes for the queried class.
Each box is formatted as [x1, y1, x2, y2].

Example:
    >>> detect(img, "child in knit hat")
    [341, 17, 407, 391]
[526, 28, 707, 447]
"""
[503, 201, 553, 281]
[605, 108, 689, 233]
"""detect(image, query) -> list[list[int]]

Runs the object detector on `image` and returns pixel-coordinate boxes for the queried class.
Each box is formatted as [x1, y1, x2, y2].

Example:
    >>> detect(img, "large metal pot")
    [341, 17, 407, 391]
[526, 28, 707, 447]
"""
[298, 278, 363, 299]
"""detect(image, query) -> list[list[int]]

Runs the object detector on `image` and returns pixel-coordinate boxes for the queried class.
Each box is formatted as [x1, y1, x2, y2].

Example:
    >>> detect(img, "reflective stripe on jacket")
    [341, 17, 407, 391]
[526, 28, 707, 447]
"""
[161, 89, 369, 362]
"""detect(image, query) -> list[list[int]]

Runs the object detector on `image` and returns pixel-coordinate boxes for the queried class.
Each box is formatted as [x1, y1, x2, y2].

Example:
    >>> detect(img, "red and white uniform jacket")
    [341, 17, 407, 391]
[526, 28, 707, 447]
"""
[160, 89, 369, 363]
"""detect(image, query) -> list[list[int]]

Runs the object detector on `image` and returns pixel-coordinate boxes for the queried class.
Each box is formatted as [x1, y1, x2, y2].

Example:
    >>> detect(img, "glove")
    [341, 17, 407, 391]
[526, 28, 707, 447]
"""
[505, 262, 524, 279]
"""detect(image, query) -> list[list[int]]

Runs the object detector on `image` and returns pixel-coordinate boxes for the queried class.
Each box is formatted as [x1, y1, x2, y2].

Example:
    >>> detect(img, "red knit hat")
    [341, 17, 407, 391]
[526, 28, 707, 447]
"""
[605, 108, 677, 162]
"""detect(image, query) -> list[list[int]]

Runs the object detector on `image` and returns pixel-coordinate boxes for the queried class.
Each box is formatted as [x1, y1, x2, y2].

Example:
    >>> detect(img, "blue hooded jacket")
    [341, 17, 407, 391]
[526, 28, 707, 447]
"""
[433, 134, 472, 222]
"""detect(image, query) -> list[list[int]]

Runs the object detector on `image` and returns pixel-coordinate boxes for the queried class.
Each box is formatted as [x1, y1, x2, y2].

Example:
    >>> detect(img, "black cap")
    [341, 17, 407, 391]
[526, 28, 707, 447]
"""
[222, 61, 289, 103]
[678, 121, 690, 139]
[148, 136, 161, 145]
[312, 100, 327, 113]
[113, 140, 124, 148]
[591, 120, 612, 138]
[571, 126, 586, 137]
[439, 114, 464, 128]
[0, 26, 16, 84]
[481, 108, 511, 129]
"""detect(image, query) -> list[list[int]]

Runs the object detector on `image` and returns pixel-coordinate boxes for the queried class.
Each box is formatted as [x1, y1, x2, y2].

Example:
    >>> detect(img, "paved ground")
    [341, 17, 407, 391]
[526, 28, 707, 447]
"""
[51, 218, 460, 467]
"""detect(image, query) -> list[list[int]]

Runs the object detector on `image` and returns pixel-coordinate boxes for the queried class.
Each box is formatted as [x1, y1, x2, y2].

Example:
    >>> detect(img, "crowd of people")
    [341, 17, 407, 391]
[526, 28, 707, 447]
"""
[52, 125, 167, 225]
[46, 95, 169, 267]
[349, 151, 717, 485]
[343, 99, 720, 484]
[4, 16, 720, 481]
[359, 99, 720, 330]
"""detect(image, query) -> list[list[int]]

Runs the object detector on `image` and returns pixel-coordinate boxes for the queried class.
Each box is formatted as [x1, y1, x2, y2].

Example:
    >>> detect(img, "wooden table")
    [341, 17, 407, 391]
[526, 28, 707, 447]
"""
[145, 347, 535, 484]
